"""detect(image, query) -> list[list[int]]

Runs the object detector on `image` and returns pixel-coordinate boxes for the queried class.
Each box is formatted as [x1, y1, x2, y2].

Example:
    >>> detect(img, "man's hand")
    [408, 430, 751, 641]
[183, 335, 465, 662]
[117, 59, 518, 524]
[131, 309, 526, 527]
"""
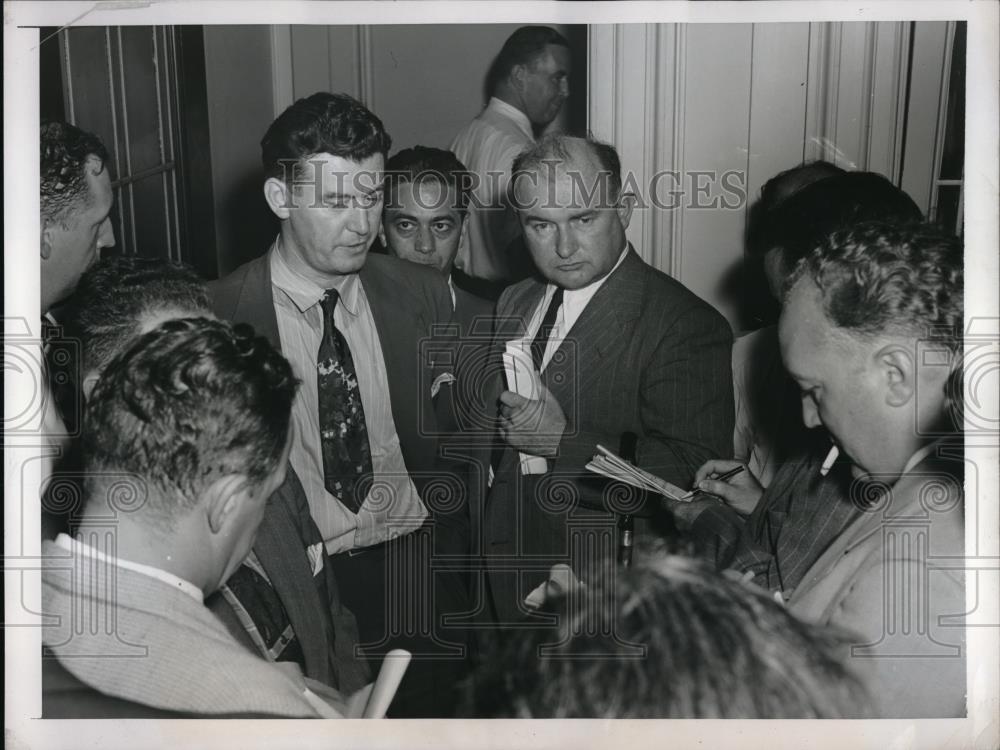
[498, 385, 566, 457]
[693, 459, 764, 515]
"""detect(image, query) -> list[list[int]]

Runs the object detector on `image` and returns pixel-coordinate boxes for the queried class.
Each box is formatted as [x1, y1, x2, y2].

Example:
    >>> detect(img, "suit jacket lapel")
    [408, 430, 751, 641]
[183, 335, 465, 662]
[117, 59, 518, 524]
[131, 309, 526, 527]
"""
[358, 261, 432, 478]
[251, 480, 332, 686]
[543, 247, 645, 406]
[231, 254, 282, 349]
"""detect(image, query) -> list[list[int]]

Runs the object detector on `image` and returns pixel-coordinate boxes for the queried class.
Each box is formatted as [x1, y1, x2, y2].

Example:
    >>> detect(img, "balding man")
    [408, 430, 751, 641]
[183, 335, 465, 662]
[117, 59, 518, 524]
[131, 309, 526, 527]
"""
[476, 135, 734, 624]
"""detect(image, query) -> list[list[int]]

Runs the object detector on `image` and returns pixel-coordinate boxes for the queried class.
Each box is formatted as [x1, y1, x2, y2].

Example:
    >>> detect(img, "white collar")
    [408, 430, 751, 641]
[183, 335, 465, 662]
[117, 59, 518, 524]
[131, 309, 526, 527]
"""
[551, 242, 630, 306]
[269, 238, 362, 317]
[54, 533, 204, 603]
[901, 439, 944, 476]
[487, 97, 533, 139]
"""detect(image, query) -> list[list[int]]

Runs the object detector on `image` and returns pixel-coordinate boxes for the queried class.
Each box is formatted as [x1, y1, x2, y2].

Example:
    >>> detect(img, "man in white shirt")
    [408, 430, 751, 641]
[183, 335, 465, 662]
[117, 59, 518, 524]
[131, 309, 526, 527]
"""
[478, 135, 734, 624]
[210, 93, 470, 716]
[450, 26, 571, 283]
[41, 317, 335, 717]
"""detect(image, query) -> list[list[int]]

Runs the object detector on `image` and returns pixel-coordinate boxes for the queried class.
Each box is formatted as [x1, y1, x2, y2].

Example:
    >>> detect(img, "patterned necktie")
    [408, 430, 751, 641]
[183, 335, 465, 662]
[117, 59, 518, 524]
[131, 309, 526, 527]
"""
[530, 287, 564, 371]
[317, 289, 372, 513]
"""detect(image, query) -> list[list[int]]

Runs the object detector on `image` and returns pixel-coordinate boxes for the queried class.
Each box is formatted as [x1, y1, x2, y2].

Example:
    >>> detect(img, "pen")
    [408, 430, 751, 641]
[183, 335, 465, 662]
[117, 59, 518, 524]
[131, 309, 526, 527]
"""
[680, 464, 746, 500]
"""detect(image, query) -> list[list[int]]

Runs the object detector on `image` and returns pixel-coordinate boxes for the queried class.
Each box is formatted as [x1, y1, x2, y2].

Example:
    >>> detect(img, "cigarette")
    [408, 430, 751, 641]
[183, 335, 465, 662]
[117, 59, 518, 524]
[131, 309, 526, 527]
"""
[819, 444, 839, 476]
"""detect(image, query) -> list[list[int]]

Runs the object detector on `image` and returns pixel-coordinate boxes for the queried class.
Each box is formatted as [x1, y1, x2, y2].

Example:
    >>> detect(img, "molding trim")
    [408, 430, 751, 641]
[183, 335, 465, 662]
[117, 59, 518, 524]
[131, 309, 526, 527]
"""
[889, 21, 912, 183]
[355, 25, 374, 107]
[928, 20, 958, 219]
[860, 22, 877, 170]
[270, 25, 294, 116]
[668, 24, 686, 281]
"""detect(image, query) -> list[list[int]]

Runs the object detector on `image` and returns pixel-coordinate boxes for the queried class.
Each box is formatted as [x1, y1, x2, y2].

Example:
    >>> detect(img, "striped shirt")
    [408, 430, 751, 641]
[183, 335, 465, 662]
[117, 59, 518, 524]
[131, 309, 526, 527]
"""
[687, 442, 861, 597]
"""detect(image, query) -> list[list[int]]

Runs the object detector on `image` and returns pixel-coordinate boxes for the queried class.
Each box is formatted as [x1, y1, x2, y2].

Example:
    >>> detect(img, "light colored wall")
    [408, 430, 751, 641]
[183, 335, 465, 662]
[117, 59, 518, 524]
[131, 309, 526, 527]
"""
[277, 24, 576, 150]
[589, 21, 951, 331]
[204, 25, 278, 275]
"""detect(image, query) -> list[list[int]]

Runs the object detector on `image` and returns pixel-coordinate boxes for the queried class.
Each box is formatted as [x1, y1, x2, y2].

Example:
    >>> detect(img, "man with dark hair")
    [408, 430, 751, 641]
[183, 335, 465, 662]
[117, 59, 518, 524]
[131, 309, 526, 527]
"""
[450, 26, 571, 282]
[380, 145, 492, 325]
[63, 255, 369, 695]
[688, 221, 965, 717]
[41, 318, 337, 717]
[37, 121, 117, 494]
[40, 121, 116, 315]
[477, 134, 734, 624]
[210, 92, 469, 716]
[467, 551, 872, 718]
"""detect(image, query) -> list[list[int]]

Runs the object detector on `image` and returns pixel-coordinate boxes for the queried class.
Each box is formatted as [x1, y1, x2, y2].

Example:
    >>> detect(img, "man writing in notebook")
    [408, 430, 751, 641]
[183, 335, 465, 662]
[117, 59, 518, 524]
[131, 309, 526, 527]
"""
[478, 134, 734, 624]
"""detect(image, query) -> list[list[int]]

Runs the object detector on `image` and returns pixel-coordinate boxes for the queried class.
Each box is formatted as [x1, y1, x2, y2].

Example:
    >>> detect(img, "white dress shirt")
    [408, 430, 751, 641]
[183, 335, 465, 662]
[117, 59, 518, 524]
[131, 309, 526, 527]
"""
[270, 242, 426, 553]
[450, 97, 535, 280]
[54, 532, 204, 603]
[512, 244, 629, 476]
[528, 244, 630, 371]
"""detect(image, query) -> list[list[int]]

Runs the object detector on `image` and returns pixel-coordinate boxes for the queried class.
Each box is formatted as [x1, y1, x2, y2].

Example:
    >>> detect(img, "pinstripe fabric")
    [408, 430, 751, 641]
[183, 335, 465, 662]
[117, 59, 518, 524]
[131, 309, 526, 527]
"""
[481, 247, 735, 623]
[689, 445, 861, 594]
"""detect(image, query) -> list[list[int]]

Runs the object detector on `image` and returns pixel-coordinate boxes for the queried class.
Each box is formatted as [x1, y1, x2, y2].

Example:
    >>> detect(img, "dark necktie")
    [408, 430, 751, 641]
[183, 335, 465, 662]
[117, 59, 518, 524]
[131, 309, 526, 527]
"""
[490, 287, 565, 480]
[529, 287, 564, 372]
[317, 289, 372, 513]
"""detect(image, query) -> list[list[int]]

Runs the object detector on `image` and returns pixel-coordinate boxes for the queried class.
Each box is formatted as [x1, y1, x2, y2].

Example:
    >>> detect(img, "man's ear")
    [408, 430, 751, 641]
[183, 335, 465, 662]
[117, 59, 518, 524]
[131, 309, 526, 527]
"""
[877, 344, 915, 408]
[204, 474, 251, 535]
[82, 372, 100, 403]
[616, 193, 637, 231]
[510, 63, 528, 93]
[40, 222, 54, 260]
[263, 177, 292, 220]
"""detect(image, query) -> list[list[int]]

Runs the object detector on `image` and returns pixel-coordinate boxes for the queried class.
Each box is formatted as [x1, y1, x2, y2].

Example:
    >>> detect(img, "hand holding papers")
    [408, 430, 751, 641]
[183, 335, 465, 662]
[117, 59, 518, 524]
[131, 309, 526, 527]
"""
[499, 339, 566, 469]
[586, 445, 692, 501]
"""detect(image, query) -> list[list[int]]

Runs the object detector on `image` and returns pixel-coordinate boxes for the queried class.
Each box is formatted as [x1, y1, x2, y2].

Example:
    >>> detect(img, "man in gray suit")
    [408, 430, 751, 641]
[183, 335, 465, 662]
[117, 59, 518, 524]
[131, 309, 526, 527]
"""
[41, 318, 336, 717]
[479, 135, 734, 624]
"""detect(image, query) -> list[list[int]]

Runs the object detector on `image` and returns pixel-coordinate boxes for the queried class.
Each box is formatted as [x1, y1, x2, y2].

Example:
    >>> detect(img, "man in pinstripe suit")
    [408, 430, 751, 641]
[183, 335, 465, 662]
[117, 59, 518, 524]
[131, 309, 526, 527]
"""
[478, 135, 734, 624]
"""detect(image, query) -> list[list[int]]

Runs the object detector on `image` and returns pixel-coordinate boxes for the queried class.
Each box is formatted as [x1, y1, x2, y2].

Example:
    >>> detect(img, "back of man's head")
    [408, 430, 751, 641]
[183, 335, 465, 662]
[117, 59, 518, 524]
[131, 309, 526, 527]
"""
[70, 255, 212, 379]
[756, 171, 924, 267]
[385, 146, 471, 213]
[261, 92, 392, 181]
[40, 121, 110, 226]
[488, 26, 570, 96]
[468, 553, 871, 718]
[82, 317, 298, 533]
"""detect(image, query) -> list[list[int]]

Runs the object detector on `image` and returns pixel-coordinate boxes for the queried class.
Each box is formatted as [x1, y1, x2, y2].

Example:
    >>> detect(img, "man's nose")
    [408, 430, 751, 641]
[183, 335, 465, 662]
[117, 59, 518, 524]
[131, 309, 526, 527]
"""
[415, 226, 434, 254]
[347, 205, 371, 235]
[801, 396, 823, 429]
[555, 228, 575, 259]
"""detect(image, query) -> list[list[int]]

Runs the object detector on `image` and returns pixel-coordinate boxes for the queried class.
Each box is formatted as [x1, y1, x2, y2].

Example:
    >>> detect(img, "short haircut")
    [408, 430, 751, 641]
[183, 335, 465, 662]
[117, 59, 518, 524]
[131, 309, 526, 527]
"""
[786, 221, 962, 351]
[466, 553, 872, 718]
[261, 92, 392, 181]
[754, 171, 924, 270]
[83, 318, 298, 528]
[511, 134, 622, 207]
[70, 255, 212, 376]
[384, 146, 471, 214]
[786, 221, 963, 425]
[40, 121, 111, 225]
[488, 26, 570, 95]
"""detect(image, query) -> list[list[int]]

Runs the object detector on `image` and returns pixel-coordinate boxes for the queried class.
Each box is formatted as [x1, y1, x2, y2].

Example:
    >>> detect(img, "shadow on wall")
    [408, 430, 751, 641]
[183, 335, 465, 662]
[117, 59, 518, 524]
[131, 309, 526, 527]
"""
[217, 168, 279, 277]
